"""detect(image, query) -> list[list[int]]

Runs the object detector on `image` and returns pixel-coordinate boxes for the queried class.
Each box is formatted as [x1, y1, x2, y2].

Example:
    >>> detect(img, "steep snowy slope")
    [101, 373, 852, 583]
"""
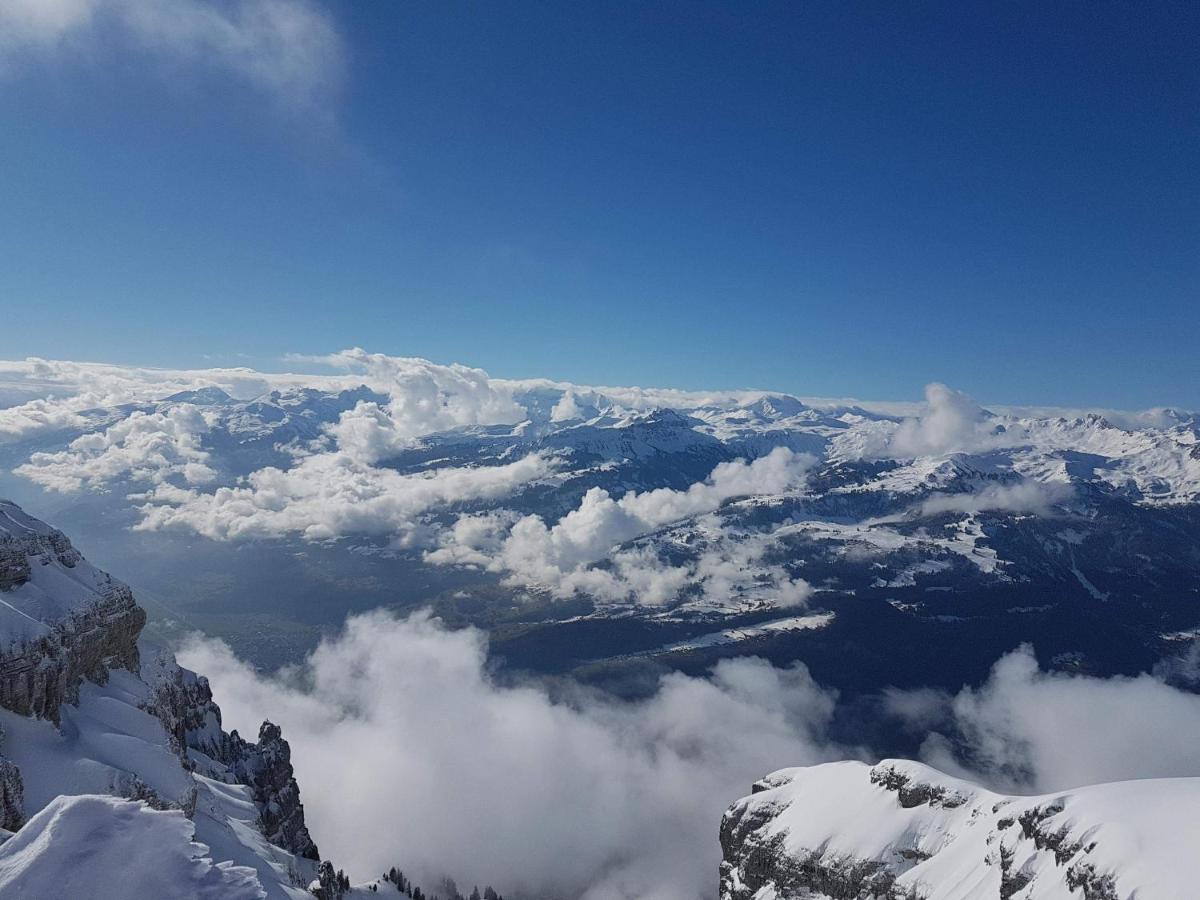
[0, 794, 265, 899]
[0, 499, 322, 898]
[720, 759, 1200, 900]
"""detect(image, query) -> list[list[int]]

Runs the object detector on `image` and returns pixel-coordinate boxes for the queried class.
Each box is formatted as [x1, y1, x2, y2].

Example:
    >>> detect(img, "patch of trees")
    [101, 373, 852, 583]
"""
[382, 866, 506, 900]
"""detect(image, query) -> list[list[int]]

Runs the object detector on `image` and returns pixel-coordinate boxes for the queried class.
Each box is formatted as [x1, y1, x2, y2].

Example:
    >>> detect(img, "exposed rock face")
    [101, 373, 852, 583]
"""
[0, 500, 319, 866]
[220, 721, 320, 860]
[142, 654, 319, 860]
[0, 749, 24, 832]
[0, 503, 144, 724]
[720, 759, 1200, 900]
[141, 653, 225, 766]
[0, 591, 144, 723]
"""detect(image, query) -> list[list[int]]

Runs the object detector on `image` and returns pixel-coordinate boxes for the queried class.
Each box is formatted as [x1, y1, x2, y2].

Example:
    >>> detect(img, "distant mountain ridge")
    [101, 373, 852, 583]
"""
[2, 366, 1199, 696]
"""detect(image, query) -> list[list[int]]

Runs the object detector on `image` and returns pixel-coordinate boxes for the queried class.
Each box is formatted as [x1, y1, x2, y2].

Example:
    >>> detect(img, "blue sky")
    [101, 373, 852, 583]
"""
[0, 1, 1196, 408]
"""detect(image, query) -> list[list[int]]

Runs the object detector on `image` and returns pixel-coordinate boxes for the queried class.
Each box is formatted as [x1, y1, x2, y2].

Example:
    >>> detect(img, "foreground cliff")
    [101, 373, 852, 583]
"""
[720, 759, 1200, 900]
[0, 499, 321, 897]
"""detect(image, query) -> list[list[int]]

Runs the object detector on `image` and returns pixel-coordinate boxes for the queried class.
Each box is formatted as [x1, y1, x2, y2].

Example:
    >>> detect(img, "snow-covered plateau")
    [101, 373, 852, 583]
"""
[720, 759, 1200, 900]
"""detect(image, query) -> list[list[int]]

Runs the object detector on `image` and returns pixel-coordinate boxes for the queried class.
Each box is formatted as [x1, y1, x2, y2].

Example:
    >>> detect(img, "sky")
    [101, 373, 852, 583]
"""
[0, 0, 1196, 409]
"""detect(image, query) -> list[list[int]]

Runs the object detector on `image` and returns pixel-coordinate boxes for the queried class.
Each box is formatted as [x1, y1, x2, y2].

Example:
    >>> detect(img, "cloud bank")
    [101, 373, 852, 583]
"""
[885, 383, 1016, 458]
[136, 451, 555, 542]
[15, 405, 217, 492]
[180, 611, 845, 900]
[918, 479, 1073, 517]
[181, 616, 1200, 899]
[316, 352, 527, 465]
[914, 645, 1200, 792]
[427, 447, 816, 605]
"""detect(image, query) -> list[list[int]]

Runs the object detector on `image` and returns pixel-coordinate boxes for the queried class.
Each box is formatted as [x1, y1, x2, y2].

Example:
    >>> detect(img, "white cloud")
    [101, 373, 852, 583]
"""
[550, 390, 585, 422]
[0, 0, 344, 115]
[14, 404, 217, 492]
[135, 450, 555, 542]
[179, 610, 846, 899]
[179, 616, 1200, 898]
[886, 383, 1017, 458]
[918, 479, 1073, 517]
[0, 356, 297, 443]
[317, 352, 527, 464]
[0, 397, 89, 440]
[2, 353, 547, 541]
[903, 646, 1200, 792]
[428, 447, 816, 605]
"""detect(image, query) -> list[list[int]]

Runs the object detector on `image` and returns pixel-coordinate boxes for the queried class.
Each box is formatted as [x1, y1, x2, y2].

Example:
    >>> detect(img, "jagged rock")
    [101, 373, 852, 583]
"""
[142, 653, 319, 860]
[140, 653, 226, 766]
[0, 500, 320, 871]
[869, 762, 968, 809]
[0, 750, 23, 832]
[220, 721, 320, 860]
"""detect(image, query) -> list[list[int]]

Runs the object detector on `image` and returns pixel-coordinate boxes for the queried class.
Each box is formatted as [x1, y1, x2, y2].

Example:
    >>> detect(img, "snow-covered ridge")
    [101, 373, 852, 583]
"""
[0, 500, 145, 721]
[0, 500, 323, 897]
[720, 759, 1200, 900]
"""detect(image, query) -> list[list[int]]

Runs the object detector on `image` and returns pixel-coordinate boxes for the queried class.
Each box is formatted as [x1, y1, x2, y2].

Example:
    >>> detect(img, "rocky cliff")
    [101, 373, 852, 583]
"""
[0, 502, 144, 723]
[142, 652, 320, 859]
[0, 498, 321, 892]
[720, 759, 1200, 900]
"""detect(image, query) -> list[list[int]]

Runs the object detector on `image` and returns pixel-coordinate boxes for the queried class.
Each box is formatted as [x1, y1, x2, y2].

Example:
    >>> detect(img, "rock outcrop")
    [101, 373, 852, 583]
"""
[142, 654, 320, 860]
[0, 503, 144, 723]
[0, 747, 23, 832]
[221, 721, 320, 860]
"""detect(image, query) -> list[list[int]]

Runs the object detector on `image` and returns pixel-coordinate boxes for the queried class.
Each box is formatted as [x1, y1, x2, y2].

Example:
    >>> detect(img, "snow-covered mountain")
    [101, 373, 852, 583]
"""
[0, 499, 515, 900]
[2, 356, 1199, 696]
[720, 759, 1200, 900]
[0, 499, 324, 897]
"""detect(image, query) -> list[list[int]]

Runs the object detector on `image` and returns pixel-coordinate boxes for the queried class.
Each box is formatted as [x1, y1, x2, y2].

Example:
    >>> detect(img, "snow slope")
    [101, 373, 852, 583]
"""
[721, 759, 1200, 900]
[0, 794, 266, 900]
[0, 500, 321, 898]
[0, 499, 125, 647]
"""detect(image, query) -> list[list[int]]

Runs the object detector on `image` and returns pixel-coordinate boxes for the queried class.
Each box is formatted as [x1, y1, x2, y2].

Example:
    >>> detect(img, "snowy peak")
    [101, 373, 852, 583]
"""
[739, 394, 809, 422]
[160, 387, 235, 406]
[0, 499, 123, 638]
[720, 759, 1200, 900]
[0, 500, 144, 721]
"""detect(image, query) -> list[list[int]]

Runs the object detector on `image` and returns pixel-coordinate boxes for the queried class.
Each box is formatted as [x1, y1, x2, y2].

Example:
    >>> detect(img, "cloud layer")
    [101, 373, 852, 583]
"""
[180, 611, 845, 900]
[915, 645, 1200, 792]
[15, 405, 217, 493]
[137, 450, 555, 542]
[886, 382, 1012, 458]
[182, 615, 1200, 899]
[427, 447, 816, 605]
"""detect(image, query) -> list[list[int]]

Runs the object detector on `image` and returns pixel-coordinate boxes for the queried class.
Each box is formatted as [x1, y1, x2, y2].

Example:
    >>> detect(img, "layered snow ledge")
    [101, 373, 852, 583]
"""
[721, 759, 1200, 900]
[0, 794, 265, 899]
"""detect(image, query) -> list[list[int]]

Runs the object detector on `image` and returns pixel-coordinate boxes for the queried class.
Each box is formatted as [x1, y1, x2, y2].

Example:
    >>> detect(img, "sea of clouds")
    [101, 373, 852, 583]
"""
[0, 352, 1107, 608]
[181, 612, 1200, 900]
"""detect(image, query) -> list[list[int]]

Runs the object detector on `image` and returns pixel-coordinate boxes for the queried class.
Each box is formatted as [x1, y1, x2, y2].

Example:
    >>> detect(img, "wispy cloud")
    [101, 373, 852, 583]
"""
[0, 0, 345, 117]
[886, 645, 1200, 792]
